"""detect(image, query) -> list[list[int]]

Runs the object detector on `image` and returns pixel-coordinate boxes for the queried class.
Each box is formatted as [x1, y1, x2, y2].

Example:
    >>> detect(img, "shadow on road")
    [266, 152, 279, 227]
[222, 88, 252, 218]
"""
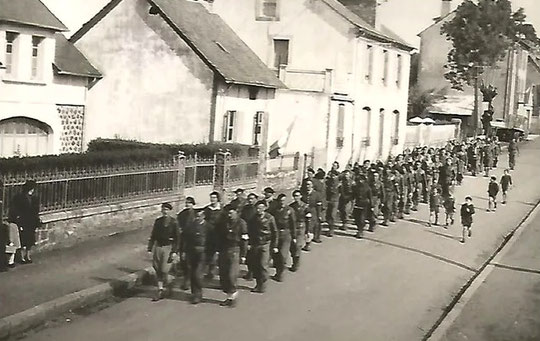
[492, 263, 540, 276]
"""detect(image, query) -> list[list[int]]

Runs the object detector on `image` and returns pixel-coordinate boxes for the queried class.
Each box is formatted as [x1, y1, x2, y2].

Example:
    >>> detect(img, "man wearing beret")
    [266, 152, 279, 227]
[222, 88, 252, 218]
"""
[249, 200, 278, 293]
[268, 193, 296, 282]
[240, 193, 259, 281]
[204, 191, 224, 280]
[302, 180, 324, 244]
[147, 202, 180, 301]
[180, 208, 208, 304]
[263, 187, 279, 213]
[216, 205, 248, 307]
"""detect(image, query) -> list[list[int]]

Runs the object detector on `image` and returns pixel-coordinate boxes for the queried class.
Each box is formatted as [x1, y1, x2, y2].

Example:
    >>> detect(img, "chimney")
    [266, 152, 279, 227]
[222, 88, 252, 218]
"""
[441, 0, 452, 17]
[338, 0, 379, 29]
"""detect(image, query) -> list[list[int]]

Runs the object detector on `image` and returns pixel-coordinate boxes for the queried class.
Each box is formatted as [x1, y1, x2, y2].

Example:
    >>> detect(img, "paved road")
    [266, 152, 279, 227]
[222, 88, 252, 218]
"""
[21, 138, 540, 341]
[441, 173, 540, 339]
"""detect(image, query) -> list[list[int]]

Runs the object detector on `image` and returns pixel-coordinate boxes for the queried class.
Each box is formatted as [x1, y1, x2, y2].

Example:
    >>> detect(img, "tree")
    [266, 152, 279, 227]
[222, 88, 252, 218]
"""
[408, 86, 438, 119]
[441, 0, 539, 91]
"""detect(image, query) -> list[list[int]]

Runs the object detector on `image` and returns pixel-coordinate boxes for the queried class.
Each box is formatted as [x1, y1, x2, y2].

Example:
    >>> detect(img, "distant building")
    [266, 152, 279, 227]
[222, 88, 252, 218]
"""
[71, 0, 283, 150]
[210, 0, 415, 168]
[417, 0, 540, 135]
[0, 0, 101, 157]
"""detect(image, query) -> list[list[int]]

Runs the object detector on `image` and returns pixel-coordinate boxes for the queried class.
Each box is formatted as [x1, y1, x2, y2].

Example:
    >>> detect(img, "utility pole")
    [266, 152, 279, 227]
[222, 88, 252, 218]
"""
[473, 65, 480, 137]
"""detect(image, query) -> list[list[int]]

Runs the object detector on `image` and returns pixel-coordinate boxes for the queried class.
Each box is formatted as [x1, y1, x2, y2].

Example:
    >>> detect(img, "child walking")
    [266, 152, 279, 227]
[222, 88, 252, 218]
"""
[443, 194, 456, 228]
[428, 186, 441, 227]
[460, 196, 475, 244]
[487, 176, 499, 212]
[500, 169, 513, 205]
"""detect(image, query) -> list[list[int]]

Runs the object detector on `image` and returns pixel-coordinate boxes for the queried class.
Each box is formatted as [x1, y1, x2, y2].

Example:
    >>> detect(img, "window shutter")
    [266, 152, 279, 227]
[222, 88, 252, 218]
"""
[233, 110, 243, 143]
[222, 112, 229, 142]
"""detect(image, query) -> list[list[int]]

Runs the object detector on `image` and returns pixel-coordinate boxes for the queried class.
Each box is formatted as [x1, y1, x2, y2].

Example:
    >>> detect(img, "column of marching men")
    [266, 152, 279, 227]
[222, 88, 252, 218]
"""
[146, 135, 520, 307]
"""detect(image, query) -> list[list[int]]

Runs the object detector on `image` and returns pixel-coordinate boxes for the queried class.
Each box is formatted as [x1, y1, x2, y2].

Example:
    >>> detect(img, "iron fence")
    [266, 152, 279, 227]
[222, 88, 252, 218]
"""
[0, 151, 261, 218]
[268, 153, 300, 173]
[184, 153, 216, 188]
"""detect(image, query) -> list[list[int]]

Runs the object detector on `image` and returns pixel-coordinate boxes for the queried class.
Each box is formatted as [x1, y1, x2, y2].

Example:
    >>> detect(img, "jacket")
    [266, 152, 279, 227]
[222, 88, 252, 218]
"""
[269, 206, 297, 236]
[216, 218, 248, 255]
[460, 203, 475, 225]
[249, 212, 278, 248]
[180, 219, 209, 252]
[148, 215, 180, 252]
[488, 182, 500, 197]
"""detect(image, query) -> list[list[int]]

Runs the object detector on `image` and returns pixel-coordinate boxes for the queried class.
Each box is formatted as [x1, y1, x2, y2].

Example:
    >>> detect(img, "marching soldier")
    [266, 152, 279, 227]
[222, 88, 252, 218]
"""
[370, 172, 384, 222]
[176, 197, 197, 289]
[412, 161, 425, 211]
[289, 190, 310, 271]
[180, 208, 208, 304]
[204, 191, 224, 280]
[249, 201, 278, 294]
[216, 205, 248, 307]
[325, 162, 341, 237]
[269, 194, 296, 282]
[338, 170, 354, 230]
[147, 202, 180, 301]
[263, 187, 279, 213]
[302, 180, 324, 244]
[352, 173, 375, 238]
[240, 193, 259, 281]
[300, 167, 316, 195]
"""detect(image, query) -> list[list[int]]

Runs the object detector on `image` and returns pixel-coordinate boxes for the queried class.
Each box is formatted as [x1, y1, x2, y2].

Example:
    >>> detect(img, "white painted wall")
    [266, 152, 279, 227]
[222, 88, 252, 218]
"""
[0, 24, 88, 155]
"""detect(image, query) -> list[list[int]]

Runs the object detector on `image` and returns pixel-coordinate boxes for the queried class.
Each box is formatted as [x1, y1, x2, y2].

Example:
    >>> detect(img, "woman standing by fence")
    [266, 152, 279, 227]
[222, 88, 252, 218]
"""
[8, 180, 41, 264]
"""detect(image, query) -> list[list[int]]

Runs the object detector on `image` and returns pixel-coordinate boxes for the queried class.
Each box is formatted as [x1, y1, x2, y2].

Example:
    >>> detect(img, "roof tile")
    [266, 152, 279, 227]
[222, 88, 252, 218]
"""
[0, 0, 67, 31]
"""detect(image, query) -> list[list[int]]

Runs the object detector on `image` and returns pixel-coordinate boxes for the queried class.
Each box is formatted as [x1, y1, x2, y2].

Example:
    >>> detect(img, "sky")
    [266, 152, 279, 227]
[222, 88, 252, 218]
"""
[42, 0, 540, 48]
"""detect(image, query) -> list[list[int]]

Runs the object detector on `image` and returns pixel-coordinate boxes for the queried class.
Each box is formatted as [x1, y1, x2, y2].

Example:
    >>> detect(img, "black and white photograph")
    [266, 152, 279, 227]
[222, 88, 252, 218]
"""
[1, 0, 540, 340]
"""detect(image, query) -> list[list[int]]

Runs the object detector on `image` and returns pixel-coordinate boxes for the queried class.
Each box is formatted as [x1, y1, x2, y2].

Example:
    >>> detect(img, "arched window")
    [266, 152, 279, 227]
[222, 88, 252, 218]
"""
[393, 110, 400, 145]
[362, 106, 372, 146]
[0, 117, 53, 157]
[378, 109, 385, 157]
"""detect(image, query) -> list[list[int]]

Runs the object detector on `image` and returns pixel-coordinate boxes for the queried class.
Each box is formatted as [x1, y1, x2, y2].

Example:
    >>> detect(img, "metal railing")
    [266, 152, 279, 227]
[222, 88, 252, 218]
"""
[1, 158, 182, 216]
[1, 150, 261, 217]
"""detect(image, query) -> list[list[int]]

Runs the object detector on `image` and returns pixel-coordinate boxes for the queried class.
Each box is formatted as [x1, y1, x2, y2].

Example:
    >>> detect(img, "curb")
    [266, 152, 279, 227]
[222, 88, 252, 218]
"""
[0, 267, 153, 340]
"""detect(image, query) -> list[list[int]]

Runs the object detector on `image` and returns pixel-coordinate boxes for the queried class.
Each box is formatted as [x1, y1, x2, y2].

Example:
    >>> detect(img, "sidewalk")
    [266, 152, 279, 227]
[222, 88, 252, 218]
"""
[1, 136, 539, 339]
[0, 228, 151, 319]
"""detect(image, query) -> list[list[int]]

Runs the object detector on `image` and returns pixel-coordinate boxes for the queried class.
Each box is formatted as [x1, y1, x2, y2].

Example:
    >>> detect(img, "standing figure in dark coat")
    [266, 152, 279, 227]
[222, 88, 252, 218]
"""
[460, 196, 475, 244]
[176, 197, 197, 290]
[203, 191, 224, 280]
[338, 170, 354, 230]
[268, 194, 296, 282]
[325, 162, 340, 237]
[240, 193, 259, 281]
[9, 180, 41, 263]
[352, 174, 375, 238]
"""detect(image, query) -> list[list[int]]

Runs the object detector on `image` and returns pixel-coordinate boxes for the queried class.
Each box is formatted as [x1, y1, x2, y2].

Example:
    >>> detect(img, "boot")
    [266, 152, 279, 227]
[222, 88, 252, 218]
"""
[290, 257, 300, 272]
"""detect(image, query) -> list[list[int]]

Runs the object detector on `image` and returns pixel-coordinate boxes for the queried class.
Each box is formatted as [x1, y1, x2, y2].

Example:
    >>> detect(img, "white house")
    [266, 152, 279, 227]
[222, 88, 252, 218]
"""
[209, 0, 415, 168]
[70, 0, 283, 150]
[0, 0, 101, 158]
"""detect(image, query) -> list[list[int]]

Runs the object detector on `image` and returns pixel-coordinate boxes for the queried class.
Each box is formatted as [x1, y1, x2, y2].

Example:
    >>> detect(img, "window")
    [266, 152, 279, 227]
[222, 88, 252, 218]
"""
[362, 107, 372, 146]
[253, 111, 264, 145]
[396, 54, 403, 88]
[31, 36, 44, 79]
[365, 45, 373, 82]
[5, 31, 18, 75]
[336, 104, 345, 148]
[273, 39, 289, 68]
[392, 110, 400, 145]
[378, 109, 385, 157]
[223, 111, 236, 142]
[257, 0, 279, 21]
[382, 50, 389, 86]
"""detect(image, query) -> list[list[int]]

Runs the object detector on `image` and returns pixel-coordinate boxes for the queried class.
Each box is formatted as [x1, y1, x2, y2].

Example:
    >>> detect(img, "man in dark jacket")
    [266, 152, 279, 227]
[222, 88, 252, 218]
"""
[9, 180, 40, 263]
[289, 190, 309, 270]
[488, 176, 500, 212]
[230, 188, 247, 213]
[249, 201, 278, 293]
[370, 172, 384, 222]
[269, 194, 296, 282]
[203, 191, 224, 280]
[176, 196, 197, 289]
[338, 170, 354, 230]
[216, 205, 248, 307]
[302, 180, 324, 244]
[353, 174, 375, 238]
[325, 162, 341, 237]
[147, 202, 180, 301]
[180, 208, 209, 304]
[240, 193, 258, 281]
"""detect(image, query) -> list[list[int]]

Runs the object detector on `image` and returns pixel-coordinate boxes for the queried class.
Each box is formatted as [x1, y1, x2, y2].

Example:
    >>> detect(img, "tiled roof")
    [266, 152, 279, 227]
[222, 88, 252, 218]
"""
[320, 0, 415, 51]
[417, 11, 455, 37]
[54, 34, 102, 78]
[0, 0, 67, 31]
[149, 0, 284, 88]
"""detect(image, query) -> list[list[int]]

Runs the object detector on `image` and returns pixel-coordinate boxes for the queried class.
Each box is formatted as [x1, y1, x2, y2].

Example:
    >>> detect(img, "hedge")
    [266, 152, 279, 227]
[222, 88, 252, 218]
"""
[0, 140, 259, 174]
[87, 139, 256, 158]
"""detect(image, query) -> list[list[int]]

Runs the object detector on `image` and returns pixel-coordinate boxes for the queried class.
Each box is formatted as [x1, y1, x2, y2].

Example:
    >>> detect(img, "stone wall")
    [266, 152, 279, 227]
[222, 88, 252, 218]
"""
[35, 194, 184, 252]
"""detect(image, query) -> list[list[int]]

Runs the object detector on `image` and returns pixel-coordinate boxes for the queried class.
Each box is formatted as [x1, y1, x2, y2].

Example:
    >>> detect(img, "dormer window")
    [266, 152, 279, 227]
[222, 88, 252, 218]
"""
[31, 36, 44, 80]
[257, 0, 279, 21]
[5, 31, 19, 76]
